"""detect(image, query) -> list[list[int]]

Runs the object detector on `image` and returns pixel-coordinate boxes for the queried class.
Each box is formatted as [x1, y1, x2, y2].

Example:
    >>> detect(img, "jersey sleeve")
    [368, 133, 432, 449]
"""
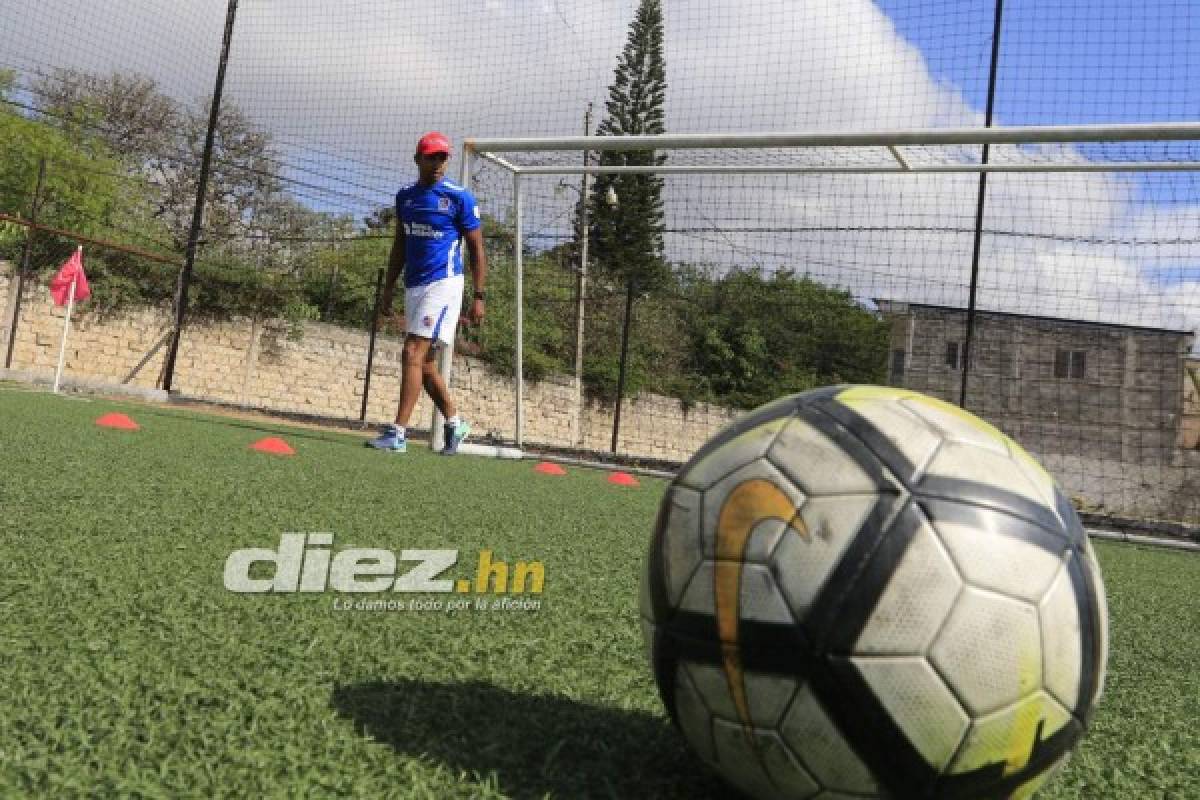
[456, 190, 482, 233]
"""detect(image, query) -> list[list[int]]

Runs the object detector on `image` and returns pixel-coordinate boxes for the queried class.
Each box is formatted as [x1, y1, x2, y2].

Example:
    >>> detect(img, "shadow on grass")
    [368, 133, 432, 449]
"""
[332, 679, 731, 799]
[133, 404, 379, 446]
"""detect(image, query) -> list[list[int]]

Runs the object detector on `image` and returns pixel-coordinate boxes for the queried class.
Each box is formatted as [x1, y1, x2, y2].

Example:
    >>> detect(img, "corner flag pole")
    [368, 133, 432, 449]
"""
[53, 246, 82, 394]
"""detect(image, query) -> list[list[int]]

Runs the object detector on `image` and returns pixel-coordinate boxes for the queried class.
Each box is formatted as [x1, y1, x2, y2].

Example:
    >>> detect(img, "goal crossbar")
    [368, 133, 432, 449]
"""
[496, 162, 1200, 175]
[467, 122, 1200, 175]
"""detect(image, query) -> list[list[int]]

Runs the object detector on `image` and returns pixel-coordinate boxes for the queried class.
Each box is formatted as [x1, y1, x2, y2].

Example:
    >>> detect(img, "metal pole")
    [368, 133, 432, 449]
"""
[469, 121, 1200, 154]
[161, 0, 239, 392]
[360, 267, 385, 425]
[512, 161, 1200, 176]
[612, 276, 636, 454]
[5, 157, 46, 370]
[573, 103, 593, 446]
[960, 0, 1005, 408]
[0, 212, 181, 263]
[514, 172, 525, 448]
[325, 247, 340, 320]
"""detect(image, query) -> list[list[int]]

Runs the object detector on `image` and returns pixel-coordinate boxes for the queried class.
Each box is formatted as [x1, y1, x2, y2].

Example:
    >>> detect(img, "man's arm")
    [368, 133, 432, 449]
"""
[380, 221, 405, 322]
[463, 226, 487, 325]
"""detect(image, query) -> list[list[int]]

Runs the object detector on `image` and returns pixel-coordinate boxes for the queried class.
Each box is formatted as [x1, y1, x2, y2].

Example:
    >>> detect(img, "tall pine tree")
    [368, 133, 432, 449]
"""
[589, 0, 668, 292]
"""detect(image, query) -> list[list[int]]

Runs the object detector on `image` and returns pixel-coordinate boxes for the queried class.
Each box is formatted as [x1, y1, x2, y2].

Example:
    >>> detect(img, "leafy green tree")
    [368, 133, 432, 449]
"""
[678, 269, 889, 408]
[299, 229, 390, 328]
[588, 0, 668, 292]
[33, 68, 282, 252]
[0, 71, 130, 266]
[363, 205, 395, 233]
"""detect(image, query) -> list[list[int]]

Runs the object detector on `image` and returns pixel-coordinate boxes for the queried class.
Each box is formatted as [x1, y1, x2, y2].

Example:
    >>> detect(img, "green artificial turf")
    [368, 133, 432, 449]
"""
[0, 387, 1196, 798]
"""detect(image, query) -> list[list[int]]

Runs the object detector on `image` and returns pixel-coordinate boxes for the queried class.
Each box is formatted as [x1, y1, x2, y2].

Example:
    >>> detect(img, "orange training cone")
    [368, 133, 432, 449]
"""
[95, 413, 139, 431]
[608, 471, 639, 487]
[250, 437, 295, 456]
[534, 462, 567, 476]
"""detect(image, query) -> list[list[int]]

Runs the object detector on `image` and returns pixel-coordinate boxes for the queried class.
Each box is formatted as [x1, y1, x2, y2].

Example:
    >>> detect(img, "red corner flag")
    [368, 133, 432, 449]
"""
[49, 247, 90, 306]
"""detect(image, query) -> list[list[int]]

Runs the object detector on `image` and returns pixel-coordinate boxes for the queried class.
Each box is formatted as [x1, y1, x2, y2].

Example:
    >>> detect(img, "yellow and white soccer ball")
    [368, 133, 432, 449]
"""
[641, 386, 1108, 800]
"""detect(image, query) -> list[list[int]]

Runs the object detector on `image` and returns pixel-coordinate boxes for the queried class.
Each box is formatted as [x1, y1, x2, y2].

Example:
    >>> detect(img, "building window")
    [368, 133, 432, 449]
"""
[945, 341, 963, 370]
[1055, 349, 1086, 380]
[890, 349, 906, 383]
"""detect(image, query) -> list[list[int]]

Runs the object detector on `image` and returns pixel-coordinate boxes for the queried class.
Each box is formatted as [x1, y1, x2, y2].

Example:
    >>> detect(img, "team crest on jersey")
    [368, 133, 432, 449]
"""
[438, 197, 450, 211]
[422, 315, 434, 327]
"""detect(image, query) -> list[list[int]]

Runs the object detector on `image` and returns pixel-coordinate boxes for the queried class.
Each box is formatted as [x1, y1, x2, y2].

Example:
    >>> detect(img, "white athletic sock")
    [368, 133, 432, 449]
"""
[392, 425, 406, 438]
[446, 415, 460, 427]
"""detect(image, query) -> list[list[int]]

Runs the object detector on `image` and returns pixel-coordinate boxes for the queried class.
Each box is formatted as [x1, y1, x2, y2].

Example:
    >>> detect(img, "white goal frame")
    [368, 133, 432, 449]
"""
[433, 122, 1200, 456]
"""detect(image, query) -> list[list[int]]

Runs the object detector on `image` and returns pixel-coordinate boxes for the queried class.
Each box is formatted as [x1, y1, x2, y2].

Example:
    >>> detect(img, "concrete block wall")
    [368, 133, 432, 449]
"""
[0, 260, 737, 462]
[3, 262, 1196, 519]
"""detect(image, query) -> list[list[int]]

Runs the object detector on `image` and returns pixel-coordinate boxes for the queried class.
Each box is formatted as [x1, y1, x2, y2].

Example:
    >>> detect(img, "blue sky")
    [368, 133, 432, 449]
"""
[880, 0, 1200, 228]
[880, 0, 1200, 126]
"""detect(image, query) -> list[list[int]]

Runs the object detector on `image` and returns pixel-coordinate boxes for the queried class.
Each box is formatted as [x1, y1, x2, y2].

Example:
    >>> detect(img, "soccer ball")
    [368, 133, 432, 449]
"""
[640, 386, 1108, 800]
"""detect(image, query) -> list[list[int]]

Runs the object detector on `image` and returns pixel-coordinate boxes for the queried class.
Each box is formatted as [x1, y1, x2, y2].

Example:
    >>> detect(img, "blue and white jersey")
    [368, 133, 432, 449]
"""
[395, 179, 482, 288]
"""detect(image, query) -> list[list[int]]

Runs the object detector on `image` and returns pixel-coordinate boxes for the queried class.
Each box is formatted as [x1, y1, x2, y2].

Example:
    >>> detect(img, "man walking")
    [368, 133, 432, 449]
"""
[367, 131, 487, 454]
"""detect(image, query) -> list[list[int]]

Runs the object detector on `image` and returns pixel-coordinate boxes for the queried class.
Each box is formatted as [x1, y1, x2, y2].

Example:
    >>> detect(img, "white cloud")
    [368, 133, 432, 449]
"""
[0, 0, 1196, 343]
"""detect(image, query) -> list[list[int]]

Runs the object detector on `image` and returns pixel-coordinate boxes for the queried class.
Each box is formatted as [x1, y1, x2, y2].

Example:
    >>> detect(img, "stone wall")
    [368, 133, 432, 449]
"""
[0, 261, 737, 462]
[3, 262, 1196, 520]
[1044, 450, 1200, 523]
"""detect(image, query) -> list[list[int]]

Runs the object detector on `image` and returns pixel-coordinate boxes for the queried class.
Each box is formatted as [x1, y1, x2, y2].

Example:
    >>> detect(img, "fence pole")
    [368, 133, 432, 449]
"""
[162, 0, 240, 392]
[573, 103, 593, 446]
[4, 158, 46, 370]
[960, 0, 1005, 408]
[360, 268, 385, 425]
[325, 250, 341, 320]
[611, 276, 636, 453]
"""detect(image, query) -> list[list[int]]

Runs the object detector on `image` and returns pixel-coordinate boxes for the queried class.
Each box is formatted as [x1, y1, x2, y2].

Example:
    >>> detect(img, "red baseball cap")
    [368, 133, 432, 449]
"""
[416, 131, 452, 156]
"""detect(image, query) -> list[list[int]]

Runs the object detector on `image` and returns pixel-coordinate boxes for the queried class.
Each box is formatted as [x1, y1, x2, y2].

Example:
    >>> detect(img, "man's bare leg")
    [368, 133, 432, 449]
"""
[370, 334, 468, 453]
[394, 334, 432, 427]
[422, 346, 457, 420]
[423, 342, 470, 454]
[366, 334, 431, 451]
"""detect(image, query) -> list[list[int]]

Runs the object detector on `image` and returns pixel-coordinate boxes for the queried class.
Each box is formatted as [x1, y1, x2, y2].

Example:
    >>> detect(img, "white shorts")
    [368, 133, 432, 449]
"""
[405, 275, 463, 347]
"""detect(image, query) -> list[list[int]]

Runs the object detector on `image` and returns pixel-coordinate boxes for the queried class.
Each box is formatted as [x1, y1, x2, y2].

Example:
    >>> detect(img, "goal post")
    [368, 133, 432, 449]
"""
[439, 123, 1200, 508]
